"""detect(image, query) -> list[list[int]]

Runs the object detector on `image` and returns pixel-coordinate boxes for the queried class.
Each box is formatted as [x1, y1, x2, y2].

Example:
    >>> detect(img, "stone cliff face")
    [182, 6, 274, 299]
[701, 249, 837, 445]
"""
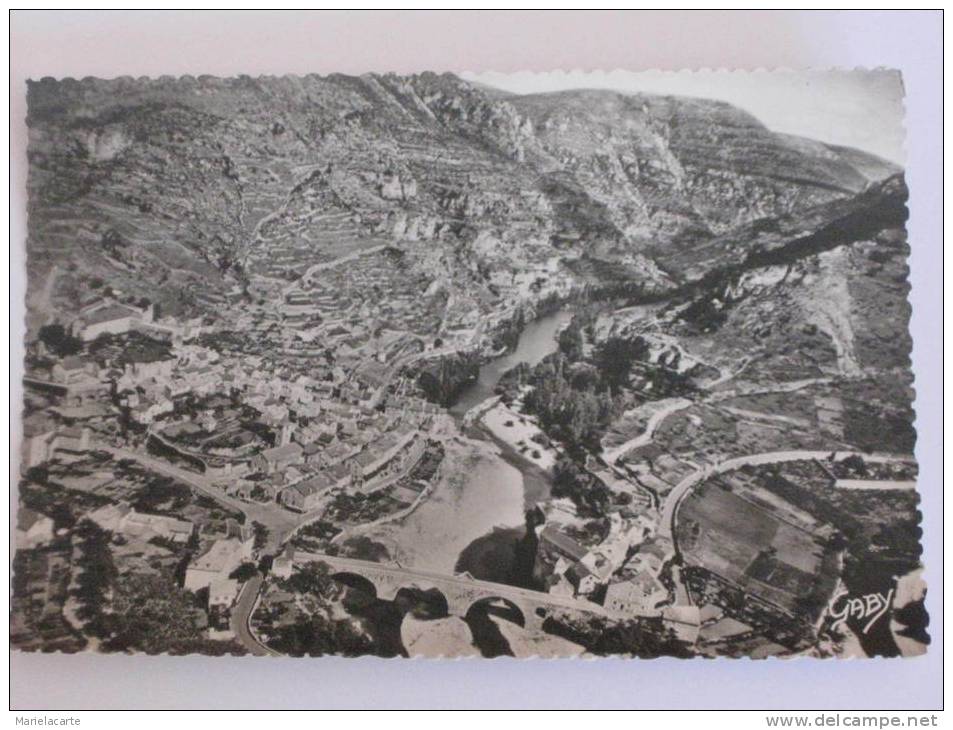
[506, 90, 899, 259]
[659, 174, 911, 418]
[25, 73, 901, 330]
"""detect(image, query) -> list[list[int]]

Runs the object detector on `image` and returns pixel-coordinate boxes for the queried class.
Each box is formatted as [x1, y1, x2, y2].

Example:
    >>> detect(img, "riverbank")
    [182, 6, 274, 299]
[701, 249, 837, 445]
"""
[401, 615, 481, 658]
[468, 419, 553, 510]
[481, 399, 560, 472]
[489, 615, 587, 658]
[358, 435, 526, 575]
[450, 308, 574, 417]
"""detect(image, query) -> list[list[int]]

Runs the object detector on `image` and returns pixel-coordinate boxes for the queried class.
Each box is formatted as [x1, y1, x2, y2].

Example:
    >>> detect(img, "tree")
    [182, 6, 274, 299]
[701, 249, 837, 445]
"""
[593, 336, 650, 393]
[285, 562, 335, 596]
[252, 521, 269, 551]
[229, 562, 259, 582]
[70, 520, 118, 636]
[840, 454, 869, 477]
[37, 323, 82, 357]
[101, 229, 126, 252]
[258, 555, 274, 574]
[558, 319, 585, 361]
[268, 613, 373, 657]
[552, 455, 612, 518]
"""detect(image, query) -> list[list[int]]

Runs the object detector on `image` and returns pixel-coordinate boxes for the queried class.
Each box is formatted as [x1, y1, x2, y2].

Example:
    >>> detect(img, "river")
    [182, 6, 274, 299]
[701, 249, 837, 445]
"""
[335, 307, 577, 657]
[449, 308, 574, 417]
[450, 308, 574, 589]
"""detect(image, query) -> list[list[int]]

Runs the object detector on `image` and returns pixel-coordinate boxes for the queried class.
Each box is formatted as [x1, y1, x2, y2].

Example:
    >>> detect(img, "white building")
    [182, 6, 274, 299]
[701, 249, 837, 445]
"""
[71, 301, 153, 342]
[86, 503, 194, 544]
[209, 577, 240, 610]
[184, 539, 251, 592]
[16, 509, 55, 549]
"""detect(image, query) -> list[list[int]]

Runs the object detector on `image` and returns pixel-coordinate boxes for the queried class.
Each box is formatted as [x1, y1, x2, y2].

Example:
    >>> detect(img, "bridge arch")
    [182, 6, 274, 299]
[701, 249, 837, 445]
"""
[394, 584, 450, 619]
[330, 570, 380, 601]
[466, 595, 527, 628]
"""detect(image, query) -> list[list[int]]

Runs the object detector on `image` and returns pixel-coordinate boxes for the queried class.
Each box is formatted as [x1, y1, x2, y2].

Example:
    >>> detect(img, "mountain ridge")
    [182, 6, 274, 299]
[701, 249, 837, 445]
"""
[24, 72, 903, 334]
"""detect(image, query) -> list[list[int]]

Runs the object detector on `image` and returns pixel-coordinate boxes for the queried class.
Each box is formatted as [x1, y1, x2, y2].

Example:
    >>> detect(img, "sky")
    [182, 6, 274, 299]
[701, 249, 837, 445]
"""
[462, 69, 906, 165]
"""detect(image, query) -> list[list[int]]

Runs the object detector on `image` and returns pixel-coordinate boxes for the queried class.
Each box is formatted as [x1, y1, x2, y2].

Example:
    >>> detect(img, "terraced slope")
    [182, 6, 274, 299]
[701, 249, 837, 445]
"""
[25, 73, 899, 331]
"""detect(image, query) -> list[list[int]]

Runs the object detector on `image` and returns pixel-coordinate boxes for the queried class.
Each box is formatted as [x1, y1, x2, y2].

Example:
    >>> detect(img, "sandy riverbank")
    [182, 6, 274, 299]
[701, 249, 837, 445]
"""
[481, 400, 560, 472]
[401, 615, 481, 658]
[360, 435, 526, 574]
[488, 615, 587, 658]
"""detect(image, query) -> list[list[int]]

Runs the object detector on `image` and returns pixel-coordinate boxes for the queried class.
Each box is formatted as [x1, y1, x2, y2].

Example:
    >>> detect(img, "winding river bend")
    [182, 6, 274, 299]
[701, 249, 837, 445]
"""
[449, 308, 574, 418]
[451, 308, 573, 588]
[339, 308, 577, 657]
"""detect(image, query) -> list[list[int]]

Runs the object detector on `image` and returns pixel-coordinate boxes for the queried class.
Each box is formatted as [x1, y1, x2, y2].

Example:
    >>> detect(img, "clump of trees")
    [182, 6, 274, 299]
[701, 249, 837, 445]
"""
[552, 455, 613, 518]
[678, 295, 729, 333]
[100, 228, 128, 254]
[543, 615, 694, 658]
[523, 355, 615, 456]
[261, 562, 378, 656]
[521, 326, 658, 457]
[518, 315, 696, 516]
[102, 572, 218, 655]
[592, 335, 650, 393]
[37, 323, 83, 357]
[340, 536, 390, 563]
[132, 476, 191, 514]
[229, 562, 259, 582]
[252, 521, 269, 552]
[283, 562, 339, 597]
[266, 613, 374, 657]
[71, 520, 118, 638]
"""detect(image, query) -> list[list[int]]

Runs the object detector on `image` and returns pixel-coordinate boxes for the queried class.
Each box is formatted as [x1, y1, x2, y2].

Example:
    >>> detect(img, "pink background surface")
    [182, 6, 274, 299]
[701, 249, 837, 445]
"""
[9, 10, 942, 710]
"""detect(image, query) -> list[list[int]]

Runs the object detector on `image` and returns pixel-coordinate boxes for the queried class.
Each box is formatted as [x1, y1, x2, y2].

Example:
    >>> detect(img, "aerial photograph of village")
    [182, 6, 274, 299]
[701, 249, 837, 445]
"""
[13, 69, 926, 660]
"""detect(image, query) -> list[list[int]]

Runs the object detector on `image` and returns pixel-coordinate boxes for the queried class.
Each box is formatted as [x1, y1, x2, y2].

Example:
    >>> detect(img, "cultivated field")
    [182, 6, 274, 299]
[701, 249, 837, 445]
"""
[677, 480, 831, 613]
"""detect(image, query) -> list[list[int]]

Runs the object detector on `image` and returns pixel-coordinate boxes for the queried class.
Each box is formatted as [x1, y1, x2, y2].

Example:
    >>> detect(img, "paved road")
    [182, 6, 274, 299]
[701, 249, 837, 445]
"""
[283, 243, 389, 297]
[602, 397, 693, 465]
[104, 444, 291, 655]
[601, 378, 833, 466]
[659, 449, 916, 544]
[229, 574, 279, 657]
[103, 444, 329, 552]
[658, 448, 915, 609]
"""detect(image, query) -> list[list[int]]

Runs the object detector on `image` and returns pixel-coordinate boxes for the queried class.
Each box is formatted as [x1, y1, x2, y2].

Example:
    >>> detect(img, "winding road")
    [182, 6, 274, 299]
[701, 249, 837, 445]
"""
[602, 397, 693, 465]
[601, 377, 834, 467]
[656, 449, 915, 608]
[658, 449, 916, 545]
[230, 574, 280, 657]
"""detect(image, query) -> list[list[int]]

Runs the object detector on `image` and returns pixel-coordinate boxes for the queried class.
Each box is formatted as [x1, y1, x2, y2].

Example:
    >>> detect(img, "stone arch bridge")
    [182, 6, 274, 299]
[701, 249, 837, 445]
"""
[293, 551, 615, 631]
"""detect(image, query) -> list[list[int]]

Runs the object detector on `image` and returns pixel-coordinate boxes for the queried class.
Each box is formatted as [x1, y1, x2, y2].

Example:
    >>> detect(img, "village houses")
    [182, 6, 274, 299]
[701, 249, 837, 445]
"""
[184, 537, 253, 592]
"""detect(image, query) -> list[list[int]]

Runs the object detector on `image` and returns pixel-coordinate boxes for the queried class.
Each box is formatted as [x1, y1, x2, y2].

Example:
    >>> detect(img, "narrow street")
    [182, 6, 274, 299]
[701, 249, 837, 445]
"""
[230, 574, 279, 657]
[102, 443, 329, 552]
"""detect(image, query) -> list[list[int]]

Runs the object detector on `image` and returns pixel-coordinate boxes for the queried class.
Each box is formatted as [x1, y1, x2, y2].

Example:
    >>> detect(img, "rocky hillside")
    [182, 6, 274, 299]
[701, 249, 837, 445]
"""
[600, 172, 914, 452]
[508, 90, 898, 261]
[24, 73, 901, 329]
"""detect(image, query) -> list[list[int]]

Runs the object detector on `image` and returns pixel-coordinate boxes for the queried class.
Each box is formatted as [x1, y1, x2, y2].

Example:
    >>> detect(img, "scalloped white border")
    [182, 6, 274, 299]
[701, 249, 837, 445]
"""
[7, 9, 942, 711]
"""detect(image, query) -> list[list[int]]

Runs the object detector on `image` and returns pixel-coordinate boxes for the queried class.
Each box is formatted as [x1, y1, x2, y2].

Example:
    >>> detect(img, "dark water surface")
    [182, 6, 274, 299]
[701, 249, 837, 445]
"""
[451, 311, 569, 595]
[338, 309, 574, 657]
[450, 308, 573, 416]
